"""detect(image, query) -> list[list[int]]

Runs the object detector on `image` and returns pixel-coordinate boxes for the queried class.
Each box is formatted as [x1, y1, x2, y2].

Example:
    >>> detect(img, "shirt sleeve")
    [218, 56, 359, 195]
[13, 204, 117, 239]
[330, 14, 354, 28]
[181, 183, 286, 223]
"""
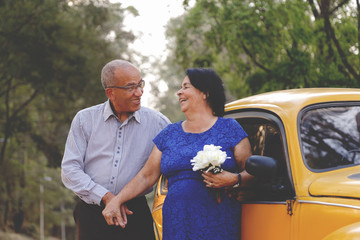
[153, 124, 171, 152]
[158, 113, 172, 128]
[61, 112, 108, 205]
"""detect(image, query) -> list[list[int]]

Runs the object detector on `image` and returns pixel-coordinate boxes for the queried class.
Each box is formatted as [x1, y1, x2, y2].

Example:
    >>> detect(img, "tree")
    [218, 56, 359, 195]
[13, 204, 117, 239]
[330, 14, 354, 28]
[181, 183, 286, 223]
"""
[149, 20, 186, 123]
[0, 0, 137, 236]
[162, 0, 359, 100]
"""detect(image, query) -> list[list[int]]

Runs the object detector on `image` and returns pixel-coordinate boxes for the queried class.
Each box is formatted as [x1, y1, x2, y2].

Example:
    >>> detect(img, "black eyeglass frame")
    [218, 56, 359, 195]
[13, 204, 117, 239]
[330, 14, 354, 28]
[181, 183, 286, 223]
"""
[106, 79, 145, 91]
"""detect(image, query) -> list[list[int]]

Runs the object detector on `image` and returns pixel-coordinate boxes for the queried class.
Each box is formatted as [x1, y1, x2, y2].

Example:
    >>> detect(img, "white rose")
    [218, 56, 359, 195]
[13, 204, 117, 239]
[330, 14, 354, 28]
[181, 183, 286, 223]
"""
[191, 144, 230, 172]
[190, 151, 209, 171]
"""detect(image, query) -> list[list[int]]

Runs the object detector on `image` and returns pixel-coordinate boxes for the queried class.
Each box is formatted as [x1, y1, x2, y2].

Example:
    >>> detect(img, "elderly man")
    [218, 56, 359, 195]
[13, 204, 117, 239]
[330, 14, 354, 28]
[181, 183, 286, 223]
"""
[61, 59, 170, 240]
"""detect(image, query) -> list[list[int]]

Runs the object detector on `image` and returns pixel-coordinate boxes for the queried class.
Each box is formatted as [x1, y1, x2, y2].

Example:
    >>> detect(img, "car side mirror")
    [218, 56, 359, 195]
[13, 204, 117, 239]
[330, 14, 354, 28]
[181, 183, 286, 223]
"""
[245, 155, 278, 178]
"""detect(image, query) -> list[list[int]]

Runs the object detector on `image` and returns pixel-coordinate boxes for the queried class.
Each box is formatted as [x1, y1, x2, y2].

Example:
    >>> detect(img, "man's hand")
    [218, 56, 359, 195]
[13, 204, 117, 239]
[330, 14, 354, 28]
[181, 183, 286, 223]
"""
[102, 196, 133, 228]
[101, 192, 115, 206]
[226, 187, 255, 202]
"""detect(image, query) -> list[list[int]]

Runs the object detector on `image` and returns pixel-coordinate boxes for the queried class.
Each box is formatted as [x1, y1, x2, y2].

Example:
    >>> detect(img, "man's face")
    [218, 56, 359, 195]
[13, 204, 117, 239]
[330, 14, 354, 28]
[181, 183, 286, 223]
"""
[106, 66, 143, 119]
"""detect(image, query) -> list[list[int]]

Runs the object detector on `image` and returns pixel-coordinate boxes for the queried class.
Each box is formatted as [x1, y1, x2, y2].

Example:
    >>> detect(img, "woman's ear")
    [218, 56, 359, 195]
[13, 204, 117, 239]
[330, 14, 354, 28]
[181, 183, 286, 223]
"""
[203, 92, 209, 100]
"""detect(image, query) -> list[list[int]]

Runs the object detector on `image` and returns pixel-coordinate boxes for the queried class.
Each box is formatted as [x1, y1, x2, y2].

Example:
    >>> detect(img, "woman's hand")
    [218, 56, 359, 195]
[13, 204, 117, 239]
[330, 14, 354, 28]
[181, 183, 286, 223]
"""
[102, 197, 133, 228]
[202, 170, 238, 188]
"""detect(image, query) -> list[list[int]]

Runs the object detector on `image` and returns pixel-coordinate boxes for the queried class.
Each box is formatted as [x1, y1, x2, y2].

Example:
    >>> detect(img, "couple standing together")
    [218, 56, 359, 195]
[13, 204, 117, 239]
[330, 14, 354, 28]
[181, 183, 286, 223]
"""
[61, 59, 253, 240]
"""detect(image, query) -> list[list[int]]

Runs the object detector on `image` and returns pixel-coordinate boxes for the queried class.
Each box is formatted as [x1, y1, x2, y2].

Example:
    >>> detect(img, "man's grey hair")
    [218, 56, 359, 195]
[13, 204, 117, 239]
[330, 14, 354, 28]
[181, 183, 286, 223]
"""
[101, 59, 137, 89]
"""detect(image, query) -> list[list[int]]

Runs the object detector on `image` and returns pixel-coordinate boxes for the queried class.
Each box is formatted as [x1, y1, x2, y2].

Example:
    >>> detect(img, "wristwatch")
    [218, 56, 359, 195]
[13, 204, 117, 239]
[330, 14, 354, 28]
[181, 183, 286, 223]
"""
[232, 173, 242, 188]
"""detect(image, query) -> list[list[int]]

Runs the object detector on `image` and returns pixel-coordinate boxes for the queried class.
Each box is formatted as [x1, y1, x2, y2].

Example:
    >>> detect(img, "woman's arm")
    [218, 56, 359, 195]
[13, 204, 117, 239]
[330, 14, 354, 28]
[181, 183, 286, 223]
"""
[233, 137, 253, 187]
[102, 145, 162, 227]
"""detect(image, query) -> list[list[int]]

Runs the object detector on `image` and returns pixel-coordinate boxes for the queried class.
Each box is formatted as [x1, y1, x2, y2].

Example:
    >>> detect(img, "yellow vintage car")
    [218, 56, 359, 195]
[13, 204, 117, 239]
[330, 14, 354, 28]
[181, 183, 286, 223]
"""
[152, 88, 360, 240]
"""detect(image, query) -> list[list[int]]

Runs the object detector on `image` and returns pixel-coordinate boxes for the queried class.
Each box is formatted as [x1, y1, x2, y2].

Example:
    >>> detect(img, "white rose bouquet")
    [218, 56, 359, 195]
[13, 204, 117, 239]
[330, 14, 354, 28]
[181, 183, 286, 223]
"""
[191, 144, 230, 203]
[191, 144, 230, 174]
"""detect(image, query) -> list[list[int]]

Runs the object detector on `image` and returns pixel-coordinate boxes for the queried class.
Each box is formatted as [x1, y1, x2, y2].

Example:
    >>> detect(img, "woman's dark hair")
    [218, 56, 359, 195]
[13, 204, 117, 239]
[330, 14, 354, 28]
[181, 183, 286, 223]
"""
[186, 68, 226, 117]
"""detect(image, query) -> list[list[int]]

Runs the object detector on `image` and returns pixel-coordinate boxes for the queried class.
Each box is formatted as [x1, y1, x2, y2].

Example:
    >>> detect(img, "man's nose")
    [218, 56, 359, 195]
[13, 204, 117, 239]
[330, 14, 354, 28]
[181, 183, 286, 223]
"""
[134, 86, 143, 96]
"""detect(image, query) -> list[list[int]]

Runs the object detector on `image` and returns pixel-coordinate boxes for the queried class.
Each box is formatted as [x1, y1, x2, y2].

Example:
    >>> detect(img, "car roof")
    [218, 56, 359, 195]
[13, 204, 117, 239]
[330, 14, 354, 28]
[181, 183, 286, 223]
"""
[225, 88, 360, 117]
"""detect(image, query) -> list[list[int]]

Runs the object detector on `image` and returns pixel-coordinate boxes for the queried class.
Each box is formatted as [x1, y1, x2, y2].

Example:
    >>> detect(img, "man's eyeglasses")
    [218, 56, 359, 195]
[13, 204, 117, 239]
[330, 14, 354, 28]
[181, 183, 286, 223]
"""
[107, 80, 145, 93]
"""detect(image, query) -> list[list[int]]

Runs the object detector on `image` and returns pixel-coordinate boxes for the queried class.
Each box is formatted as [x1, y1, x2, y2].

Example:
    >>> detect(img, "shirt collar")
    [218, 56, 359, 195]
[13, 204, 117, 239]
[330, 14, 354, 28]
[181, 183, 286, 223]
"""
[103, 100, 114, 121]
[103, 99, 141, 124]
[133, 109, 141, 123]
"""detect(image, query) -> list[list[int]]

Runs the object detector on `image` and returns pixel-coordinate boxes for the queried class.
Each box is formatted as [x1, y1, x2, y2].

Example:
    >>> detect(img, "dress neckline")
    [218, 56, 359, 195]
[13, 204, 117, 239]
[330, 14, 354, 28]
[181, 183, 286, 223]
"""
[180, 117, 220, 134]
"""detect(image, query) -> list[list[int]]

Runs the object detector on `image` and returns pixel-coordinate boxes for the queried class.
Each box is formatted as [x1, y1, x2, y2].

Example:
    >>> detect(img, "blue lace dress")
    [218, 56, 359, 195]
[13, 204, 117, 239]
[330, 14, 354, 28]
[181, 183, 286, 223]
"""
[153, 117, 248, 240]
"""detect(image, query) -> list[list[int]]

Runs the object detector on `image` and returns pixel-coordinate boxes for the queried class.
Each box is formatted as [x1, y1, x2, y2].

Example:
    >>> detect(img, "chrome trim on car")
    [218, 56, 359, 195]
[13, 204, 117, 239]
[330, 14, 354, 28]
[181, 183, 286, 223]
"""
[298, 200, 360, 210]
[242, 201, 288, 205]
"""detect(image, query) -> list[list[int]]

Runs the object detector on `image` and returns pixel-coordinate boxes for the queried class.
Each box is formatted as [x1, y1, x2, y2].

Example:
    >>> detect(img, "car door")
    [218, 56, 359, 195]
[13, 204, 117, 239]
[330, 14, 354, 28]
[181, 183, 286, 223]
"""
[226, 112, 296, 240]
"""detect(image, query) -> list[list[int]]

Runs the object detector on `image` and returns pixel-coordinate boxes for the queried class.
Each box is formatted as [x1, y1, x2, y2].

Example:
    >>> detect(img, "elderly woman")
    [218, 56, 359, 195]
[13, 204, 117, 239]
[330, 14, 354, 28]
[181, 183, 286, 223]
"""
[102, 68, 253, 240]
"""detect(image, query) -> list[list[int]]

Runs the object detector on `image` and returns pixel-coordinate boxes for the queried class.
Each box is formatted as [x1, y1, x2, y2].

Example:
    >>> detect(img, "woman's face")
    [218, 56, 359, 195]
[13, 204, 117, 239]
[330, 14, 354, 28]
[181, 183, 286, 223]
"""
[177, 76, 206, 113]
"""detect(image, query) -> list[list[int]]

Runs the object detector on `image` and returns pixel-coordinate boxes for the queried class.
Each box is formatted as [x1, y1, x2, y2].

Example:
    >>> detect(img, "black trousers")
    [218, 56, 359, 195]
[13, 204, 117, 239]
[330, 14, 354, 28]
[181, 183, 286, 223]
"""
[73, 196, 155, 240]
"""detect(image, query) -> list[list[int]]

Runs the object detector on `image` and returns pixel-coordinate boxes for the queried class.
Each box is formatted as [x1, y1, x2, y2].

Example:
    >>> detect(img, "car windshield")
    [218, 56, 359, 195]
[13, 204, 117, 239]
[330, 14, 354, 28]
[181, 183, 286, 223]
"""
[300, 104, 360, 171]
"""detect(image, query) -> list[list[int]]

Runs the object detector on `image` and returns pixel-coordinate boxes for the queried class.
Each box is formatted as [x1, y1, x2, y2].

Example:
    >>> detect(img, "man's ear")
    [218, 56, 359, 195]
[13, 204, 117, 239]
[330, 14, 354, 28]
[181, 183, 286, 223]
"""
[105, 88, 112, 99]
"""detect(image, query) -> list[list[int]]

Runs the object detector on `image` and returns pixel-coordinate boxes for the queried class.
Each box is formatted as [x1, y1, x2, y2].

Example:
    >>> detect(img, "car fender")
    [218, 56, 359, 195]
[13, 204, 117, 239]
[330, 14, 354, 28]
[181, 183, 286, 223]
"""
[322, 222, 360, 240]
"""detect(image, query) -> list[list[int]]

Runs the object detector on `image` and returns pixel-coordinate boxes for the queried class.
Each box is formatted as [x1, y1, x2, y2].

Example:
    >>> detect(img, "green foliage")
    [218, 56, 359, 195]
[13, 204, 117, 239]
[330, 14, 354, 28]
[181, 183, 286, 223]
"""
[150, 50, 186, 123]
[0, 0, 137, 237]
[162, 0, 359, 101]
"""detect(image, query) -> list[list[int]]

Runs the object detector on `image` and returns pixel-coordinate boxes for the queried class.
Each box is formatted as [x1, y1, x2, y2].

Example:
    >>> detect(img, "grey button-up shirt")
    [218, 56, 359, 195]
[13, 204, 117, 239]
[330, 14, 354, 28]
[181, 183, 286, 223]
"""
[61, 100, 170, 205]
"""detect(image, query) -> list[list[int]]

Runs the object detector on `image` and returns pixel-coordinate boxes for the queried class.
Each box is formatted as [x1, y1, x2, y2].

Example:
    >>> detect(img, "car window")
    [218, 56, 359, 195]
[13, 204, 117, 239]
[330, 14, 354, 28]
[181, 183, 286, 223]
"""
[300, 104, 360, 171]
[237, 118, 294, 201]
